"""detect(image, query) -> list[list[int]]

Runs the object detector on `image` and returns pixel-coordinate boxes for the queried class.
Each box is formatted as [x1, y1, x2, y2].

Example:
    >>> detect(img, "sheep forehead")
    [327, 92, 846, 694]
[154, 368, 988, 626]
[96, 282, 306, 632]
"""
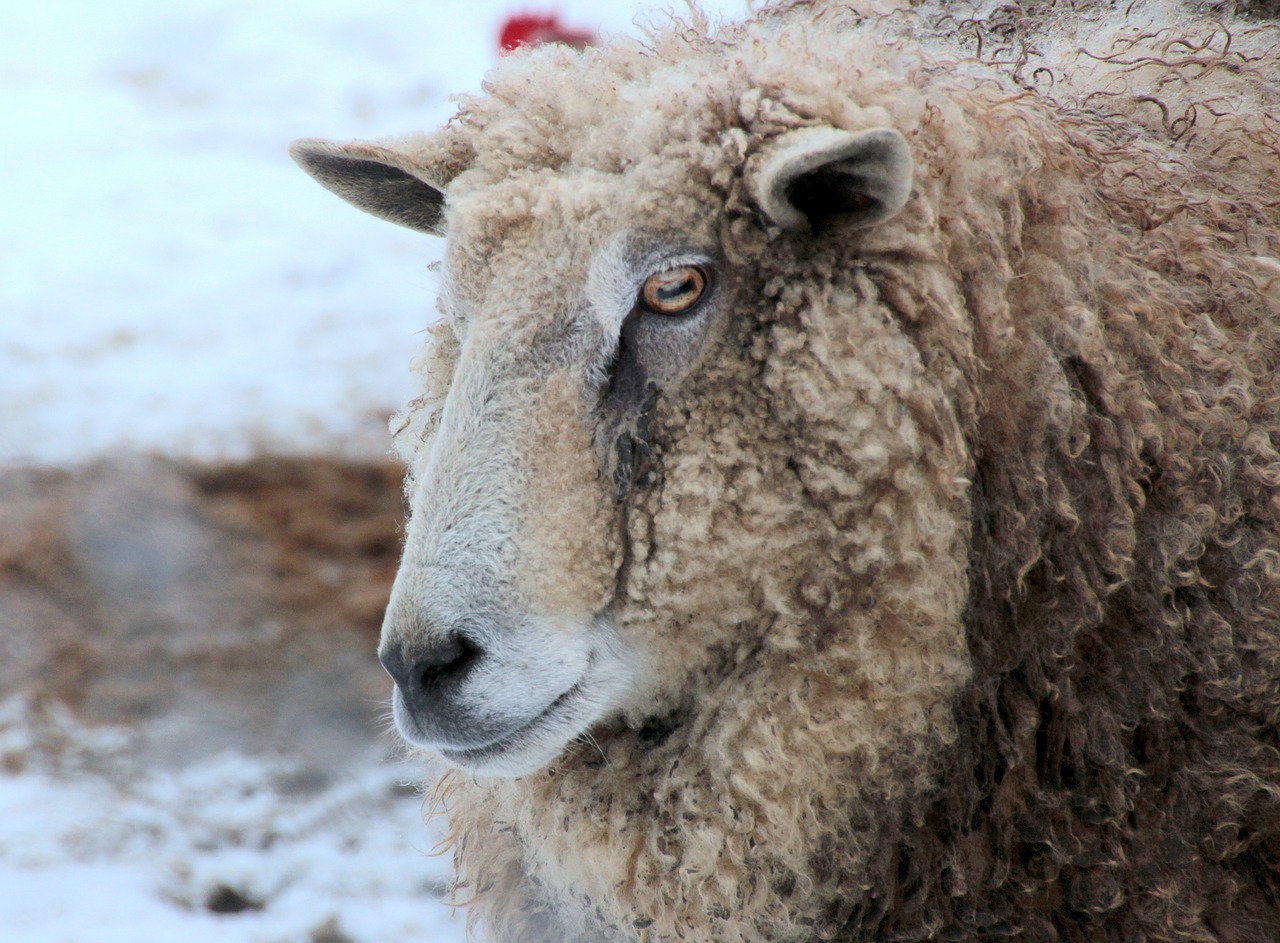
[440, 164, 723, 332]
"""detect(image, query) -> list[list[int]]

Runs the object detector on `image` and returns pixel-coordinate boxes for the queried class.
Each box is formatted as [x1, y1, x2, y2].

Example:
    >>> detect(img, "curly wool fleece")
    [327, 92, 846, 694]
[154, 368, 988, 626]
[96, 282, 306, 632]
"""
[363, 1, 1279, 941]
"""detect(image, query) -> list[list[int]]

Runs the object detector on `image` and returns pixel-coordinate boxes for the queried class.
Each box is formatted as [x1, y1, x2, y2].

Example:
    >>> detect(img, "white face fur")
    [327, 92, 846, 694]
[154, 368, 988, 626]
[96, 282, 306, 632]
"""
[381, 233, 729, 776]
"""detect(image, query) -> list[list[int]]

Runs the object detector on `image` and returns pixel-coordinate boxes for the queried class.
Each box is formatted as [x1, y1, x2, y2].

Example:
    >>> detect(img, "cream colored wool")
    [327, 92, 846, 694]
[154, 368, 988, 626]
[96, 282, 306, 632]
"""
[298, 1, 1280, 940]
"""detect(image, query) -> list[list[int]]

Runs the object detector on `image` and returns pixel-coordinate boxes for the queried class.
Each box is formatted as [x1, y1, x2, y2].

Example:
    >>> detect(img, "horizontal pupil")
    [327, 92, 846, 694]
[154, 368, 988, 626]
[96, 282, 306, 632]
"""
[642, 266, 706, 314]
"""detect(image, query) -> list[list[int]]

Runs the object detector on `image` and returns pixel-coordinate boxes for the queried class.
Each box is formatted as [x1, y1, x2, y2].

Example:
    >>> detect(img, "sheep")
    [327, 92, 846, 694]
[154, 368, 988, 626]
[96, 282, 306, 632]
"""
[289, 1, 1280, 940]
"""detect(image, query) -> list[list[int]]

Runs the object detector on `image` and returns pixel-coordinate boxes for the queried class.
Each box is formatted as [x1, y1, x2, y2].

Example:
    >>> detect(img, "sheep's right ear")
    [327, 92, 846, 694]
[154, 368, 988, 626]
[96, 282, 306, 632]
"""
[747, 126, 913, 232]
[289, 138, 446, 235]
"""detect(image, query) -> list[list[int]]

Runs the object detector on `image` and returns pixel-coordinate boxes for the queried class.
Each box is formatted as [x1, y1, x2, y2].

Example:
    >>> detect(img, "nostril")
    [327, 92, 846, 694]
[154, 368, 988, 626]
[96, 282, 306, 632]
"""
[379, 634, 483, 698]
[417, 635, 481, 690]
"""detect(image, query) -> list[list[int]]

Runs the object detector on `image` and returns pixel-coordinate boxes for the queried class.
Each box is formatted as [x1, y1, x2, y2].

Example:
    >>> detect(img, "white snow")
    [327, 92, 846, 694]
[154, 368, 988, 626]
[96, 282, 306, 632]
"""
[0, 696, 462, 943]
[1, 0, 748, 467]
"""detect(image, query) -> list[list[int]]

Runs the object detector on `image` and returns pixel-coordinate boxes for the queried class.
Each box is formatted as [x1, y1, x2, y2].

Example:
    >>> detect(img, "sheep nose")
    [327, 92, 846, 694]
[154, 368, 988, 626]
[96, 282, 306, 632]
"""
[379, 633, 484, 725]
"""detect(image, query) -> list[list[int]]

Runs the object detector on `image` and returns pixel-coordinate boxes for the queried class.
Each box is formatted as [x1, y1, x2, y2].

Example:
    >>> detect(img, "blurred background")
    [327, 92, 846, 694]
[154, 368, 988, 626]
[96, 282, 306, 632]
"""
[0, 1, 744, 940]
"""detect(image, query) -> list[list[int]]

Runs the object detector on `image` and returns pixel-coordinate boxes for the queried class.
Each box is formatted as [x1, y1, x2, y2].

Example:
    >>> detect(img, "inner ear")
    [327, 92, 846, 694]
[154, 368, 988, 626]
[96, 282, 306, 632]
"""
[289, 138, 447, 235]
[748, 126, 914, 232]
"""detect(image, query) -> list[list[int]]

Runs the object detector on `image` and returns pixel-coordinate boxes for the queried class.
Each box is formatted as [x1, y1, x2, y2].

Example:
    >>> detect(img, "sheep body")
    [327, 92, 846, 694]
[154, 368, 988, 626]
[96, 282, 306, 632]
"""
[295, 1, 1280, 940]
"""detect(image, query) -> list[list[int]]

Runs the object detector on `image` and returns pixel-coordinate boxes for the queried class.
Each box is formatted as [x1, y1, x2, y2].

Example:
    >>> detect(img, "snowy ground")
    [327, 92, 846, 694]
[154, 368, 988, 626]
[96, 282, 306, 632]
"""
[2, 1, 747, 940]
[0, 698, 461, 943]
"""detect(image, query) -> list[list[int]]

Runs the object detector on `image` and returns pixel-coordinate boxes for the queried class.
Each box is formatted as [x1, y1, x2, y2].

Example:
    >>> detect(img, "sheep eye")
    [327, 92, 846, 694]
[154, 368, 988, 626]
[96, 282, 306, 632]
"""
[639, 265, 708, 316]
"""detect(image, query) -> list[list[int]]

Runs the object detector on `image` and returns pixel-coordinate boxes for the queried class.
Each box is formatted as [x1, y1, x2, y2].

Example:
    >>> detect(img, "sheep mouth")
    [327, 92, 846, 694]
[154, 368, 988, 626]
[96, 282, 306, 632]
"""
[389, 678, 585, 764]
[436, 679, 591, 776]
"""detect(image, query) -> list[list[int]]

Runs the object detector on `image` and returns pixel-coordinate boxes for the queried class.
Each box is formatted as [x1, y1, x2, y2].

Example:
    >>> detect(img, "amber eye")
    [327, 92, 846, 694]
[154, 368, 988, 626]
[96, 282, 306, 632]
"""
[639, 265, 708, 315]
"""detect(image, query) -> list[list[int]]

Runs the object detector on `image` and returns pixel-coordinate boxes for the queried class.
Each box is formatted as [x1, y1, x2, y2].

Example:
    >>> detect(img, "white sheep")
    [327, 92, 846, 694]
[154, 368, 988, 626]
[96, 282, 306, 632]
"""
[291, 1, 1280, 940]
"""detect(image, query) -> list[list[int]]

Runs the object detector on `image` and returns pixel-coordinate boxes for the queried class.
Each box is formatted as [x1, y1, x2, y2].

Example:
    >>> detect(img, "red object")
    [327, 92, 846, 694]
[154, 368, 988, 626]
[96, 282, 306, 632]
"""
[498, 13, 596, 53]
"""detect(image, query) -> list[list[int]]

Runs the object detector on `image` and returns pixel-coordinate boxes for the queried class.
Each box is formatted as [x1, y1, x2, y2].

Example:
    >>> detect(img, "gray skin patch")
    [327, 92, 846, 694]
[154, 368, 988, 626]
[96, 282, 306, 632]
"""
[598, 312, 661, 499]
[595, 261, 721, 499]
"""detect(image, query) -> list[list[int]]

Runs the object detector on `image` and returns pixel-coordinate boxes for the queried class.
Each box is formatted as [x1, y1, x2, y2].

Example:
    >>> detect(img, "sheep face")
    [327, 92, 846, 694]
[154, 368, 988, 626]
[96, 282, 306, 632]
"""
[377, 207, 736, 777]
[387, 177, 755, 778]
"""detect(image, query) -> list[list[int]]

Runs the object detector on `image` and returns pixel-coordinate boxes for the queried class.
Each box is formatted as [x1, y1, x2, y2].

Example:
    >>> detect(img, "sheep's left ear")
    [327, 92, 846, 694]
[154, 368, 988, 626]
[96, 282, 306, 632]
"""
[289, 138, 447, 235]
[747, 126, 913, 232]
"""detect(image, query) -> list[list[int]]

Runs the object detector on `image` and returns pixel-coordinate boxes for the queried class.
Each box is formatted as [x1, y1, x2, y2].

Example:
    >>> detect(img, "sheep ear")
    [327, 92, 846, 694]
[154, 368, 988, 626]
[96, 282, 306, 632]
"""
[289, 138, 446, 235]
[748, 127, 913, 232]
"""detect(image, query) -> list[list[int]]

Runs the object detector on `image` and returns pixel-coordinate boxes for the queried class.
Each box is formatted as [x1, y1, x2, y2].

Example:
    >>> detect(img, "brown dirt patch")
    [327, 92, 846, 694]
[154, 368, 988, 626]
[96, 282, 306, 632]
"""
[0, 455, 406, 771]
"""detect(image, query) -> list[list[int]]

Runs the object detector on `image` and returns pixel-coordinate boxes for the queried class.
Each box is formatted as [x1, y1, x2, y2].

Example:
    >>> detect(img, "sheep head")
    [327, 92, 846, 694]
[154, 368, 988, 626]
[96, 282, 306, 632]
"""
[287, 18, 1004, 938]
[288, 91, 974, 784]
